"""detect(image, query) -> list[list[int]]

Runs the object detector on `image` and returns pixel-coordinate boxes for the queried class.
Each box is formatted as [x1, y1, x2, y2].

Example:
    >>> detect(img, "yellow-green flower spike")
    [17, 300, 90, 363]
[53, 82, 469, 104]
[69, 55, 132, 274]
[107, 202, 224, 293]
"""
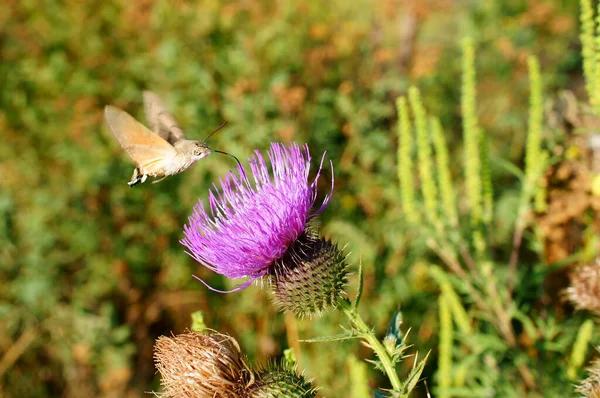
[397, 96, 420, 225]
[568, 319, 594, 380]
[409, 87, 439, 226]
[479, 129, 493, 227]
[525, 56, 543, 188]
[431, 117, 458, 228]
[461, 37, 483, 227]
[437, 291, 453, 398]
[581, 0, 599, 110]
[595, 2, 600, 110]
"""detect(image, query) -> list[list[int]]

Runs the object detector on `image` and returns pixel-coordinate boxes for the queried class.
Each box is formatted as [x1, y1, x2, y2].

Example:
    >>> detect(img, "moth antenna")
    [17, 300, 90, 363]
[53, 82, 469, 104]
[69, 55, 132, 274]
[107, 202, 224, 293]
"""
[202, 121, 228, 143]
[202, 121, 240, 169]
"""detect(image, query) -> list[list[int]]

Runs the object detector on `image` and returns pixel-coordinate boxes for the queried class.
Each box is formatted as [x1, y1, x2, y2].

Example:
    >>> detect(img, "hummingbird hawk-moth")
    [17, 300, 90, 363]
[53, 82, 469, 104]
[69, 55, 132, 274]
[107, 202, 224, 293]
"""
[104, 91, 238, 187]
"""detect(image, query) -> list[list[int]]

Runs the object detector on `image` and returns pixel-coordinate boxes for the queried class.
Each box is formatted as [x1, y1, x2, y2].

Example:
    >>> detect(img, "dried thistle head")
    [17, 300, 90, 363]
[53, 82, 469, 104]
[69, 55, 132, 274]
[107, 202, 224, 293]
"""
[154, 331, 254, 398]
[565, 262, 600, 314]
[576, 356, 600, 398]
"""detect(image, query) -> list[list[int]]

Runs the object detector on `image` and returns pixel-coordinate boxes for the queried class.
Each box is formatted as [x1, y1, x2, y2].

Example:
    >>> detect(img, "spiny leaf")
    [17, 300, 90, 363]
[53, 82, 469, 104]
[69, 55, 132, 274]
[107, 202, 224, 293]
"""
[402, 351, 431, 394]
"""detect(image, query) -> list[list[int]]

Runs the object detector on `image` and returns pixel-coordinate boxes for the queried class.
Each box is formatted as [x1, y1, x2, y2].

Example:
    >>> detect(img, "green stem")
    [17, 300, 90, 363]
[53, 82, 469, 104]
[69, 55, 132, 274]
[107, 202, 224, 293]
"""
[339, 299, 403, 391]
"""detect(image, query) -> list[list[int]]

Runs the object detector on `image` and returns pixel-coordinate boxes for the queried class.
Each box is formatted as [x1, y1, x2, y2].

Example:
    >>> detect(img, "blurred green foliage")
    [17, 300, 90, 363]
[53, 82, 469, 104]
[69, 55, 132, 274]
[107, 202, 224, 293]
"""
[0, 0, 593, 397]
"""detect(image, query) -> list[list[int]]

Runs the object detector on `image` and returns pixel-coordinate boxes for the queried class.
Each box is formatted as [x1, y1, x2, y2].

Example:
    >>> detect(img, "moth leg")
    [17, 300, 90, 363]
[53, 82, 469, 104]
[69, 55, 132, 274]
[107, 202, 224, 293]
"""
[127, 168, 146, 187]
[152, 176, 167, 184]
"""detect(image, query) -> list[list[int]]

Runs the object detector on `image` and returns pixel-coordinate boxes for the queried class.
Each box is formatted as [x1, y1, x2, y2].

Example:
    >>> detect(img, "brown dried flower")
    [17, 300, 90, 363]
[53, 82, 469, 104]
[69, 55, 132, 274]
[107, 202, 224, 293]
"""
[154, 331, 254, 398]
[566, 262, 600, 314]
[576, 355, 600, 398]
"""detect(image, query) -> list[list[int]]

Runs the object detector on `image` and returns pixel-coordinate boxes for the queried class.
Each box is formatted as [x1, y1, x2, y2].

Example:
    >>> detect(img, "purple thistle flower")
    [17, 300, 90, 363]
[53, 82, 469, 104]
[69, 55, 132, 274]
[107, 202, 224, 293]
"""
[182, 142, 333, 293]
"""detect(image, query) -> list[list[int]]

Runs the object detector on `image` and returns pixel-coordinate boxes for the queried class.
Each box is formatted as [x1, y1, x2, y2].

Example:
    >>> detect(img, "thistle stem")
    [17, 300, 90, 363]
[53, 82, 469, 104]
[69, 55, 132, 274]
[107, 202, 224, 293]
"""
[339, 299, 403, 391]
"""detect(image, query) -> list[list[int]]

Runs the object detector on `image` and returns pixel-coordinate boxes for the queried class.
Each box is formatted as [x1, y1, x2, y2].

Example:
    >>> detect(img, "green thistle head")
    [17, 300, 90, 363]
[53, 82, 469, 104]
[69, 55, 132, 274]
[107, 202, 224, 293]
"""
[269, 230, 348, 318]
[248, 362, 317, 398]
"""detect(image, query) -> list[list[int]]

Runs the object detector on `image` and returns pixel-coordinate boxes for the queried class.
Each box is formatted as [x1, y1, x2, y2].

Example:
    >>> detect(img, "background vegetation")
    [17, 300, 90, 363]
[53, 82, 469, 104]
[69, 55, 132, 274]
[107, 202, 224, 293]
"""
[1, 0, 598, 397]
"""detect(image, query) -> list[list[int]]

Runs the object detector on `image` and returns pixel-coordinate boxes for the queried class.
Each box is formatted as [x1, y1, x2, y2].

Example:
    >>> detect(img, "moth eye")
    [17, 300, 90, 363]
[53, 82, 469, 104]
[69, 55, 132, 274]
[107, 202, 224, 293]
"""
[194, 149, 202, 156]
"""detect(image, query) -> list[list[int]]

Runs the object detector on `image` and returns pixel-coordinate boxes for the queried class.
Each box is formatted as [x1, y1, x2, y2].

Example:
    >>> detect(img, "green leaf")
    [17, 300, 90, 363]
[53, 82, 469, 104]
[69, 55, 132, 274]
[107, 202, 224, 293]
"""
[300, 331, 361, 343]
[352, 258, 365, 312]
[491, 156, 524, 179]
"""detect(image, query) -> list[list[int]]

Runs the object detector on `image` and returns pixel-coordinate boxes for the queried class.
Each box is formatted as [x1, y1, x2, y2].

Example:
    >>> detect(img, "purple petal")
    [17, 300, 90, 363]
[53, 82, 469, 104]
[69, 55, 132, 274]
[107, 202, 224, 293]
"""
[181, 143, 334, 291]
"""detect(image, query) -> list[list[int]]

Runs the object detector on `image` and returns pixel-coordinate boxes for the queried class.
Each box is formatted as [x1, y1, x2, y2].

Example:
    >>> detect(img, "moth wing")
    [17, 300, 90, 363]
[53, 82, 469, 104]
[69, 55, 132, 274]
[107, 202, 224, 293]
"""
[142, 91, 186, 144]
[104, 105, 177, 169]
[142, 91, 170, 135]
[124, 145, 176, 174]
